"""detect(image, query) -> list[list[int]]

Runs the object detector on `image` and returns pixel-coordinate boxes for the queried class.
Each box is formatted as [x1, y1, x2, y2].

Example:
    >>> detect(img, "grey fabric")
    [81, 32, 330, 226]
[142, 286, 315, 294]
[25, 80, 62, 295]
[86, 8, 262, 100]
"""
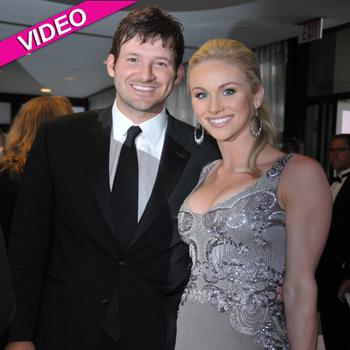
[175, 154, 292, 350]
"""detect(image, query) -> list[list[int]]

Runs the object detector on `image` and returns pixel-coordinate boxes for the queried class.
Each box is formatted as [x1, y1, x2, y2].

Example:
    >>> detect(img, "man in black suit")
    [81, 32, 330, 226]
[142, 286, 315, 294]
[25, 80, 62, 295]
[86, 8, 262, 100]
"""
[0, 225, 14, 337]
[5, 7, 219, 350]
[317, 133, 350, 350]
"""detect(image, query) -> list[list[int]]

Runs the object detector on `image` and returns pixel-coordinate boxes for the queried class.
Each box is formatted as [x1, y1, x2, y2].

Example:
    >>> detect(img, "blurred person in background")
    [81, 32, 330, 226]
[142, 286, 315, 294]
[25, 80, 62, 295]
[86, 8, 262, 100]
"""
[0, 129, 5, 157]
[316, 134, 350, 350]
[0, 96, 73, 244]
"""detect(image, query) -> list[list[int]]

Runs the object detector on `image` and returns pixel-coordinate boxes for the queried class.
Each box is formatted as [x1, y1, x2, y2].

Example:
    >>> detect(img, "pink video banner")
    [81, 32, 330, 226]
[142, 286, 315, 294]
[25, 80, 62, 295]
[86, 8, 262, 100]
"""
[0, 0, 136, 67]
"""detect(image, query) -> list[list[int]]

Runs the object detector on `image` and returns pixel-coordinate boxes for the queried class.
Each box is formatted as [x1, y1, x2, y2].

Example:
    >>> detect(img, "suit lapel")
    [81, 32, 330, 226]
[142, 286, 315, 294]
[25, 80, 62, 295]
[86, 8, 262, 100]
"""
[124, 115, 190, 250]
[334, 175, 350, 206]
[85, 107, 117, 237]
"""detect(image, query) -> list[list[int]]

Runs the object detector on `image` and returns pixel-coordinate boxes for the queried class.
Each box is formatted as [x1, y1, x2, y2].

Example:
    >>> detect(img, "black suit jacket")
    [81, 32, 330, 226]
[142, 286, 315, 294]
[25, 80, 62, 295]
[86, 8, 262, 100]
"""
[317, 175, 350, 296]
[7, 107, 220, 350]
[0, 225, 15, 336]
[0, 169, 21, 244]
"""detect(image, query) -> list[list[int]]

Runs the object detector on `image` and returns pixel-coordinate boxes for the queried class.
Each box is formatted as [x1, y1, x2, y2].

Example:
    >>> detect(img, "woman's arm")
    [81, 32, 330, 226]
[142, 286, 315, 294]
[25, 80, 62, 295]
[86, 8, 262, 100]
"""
[278, 155, 332, 350]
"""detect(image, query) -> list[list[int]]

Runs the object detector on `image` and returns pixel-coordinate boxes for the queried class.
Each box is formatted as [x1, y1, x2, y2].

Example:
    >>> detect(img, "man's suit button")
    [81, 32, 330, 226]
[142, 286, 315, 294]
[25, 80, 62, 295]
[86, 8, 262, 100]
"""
[100, 298, 110, 304]
[117, 260, 125, 267]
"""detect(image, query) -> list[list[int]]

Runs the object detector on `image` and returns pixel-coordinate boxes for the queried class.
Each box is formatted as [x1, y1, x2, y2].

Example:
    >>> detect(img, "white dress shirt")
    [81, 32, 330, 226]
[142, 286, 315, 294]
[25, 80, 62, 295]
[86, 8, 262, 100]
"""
[109, 101, 168, 220]
[331, 168, 350, 201]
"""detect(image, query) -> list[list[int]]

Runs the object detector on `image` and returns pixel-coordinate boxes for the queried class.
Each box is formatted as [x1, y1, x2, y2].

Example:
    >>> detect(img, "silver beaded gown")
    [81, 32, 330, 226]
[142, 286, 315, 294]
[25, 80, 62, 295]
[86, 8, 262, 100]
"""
[175, 154, 292, 350]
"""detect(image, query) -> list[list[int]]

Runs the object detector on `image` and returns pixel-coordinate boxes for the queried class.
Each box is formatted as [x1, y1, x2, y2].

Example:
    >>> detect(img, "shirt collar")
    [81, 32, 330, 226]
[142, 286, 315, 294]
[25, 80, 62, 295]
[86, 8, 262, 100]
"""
[339, 168, 350, 178]
[112, 100, 167, 147]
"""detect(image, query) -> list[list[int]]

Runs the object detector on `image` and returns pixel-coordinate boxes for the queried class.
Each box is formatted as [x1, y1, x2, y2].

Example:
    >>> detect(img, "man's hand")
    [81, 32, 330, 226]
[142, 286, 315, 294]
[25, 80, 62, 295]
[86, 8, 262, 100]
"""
[5, 341, 35, 350]
[337, 279, 350, 302]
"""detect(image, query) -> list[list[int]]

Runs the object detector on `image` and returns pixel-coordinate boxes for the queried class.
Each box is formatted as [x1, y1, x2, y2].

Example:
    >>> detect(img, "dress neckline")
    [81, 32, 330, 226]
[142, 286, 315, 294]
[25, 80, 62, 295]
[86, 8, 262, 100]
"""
[184, 153, 292, 216]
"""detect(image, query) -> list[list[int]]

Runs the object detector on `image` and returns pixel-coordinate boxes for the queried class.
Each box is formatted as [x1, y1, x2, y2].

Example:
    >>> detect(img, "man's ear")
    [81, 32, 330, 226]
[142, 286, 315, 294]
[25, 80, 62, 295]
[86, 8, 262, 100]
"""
[174, 64, 185, 86]
[106, 54, 116, 78]
[254, 85, 264, 109]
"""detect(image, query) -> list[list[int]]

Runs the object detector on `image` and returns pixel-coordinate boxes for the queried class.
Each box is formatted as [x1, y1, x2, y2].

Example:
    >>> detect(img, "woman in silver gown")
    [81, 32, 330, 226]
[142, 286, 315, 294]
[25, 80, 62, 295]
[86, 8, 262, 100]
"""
[175, 39, 332, 350]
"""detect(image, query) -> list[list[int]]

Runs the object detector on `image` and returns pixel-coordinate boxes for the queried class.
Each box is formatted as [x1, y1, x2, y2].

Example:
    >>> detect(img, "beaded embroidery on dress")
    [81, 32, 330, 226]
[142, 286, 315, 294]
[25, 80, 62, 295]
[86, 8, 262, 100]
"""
[175, 154, 292, 350]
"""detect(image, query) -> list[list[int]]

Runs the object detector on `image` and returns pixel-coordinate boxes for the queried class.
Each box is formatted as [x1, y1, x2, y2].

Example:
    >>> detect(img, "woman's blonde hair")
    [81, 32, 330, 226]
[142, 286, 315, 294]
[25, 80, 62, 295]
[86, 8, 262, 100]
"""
[188, 38, 276, 176]
[1, 96, 73, 174]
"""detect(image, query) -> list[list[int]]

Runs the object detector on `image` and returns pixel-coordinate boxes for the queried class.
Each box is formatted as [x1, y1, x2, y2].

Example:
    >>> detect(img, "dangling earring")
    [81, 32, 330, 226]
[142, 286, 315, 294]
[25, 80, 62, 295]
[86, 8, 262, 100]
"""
[194, 122, 204, 146]
[250, 108, 262, 137]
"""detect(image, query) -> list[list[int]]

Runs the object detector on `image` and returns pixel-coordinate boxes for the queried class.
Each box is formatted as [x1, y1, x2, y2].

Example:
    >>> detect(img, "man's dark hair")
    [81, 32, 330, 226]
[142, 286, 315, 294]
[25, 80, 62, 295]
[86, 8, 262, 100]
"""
[331, 133, 350, 147]
[109, 6, 184, 69]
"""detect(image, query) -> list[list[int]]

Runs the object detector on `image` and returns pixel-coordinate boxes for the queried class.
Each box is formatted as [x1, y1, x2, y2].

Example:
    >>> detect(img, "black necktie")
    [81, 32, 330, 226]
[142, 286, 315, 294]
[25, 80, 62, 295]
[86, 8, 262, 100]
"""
[104, 126, 142, 342]
[332, 176, 342, 184]
[112, 125, 142, 247]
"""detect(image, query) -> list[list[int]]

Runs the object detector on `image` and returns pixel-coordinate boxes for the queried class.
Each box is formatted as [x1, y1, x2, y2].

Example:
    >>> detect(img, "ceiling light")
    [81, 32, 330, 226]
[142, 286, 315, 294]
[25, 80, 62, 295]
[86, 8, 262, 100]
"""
[64, 76, 77, 81]
[40, 88, 52, 93]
